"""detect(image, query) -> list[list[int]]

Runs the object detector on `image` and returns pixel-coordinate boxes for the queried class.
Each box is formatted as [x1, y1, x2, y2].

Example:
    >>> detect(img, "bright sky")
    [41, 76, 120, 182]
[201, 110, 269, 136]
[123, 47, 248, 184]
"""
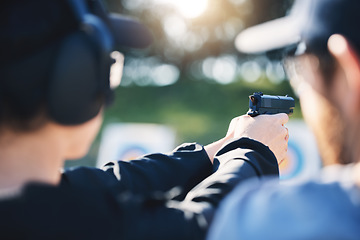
[153, 0, 208, 18]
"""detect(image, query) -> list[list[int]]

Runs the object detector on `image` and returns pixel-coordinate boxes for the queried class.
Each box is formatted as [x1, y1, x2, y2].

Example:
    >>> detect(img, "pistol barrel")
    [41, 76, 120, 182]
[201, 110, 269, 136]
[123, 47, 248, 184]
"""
[247, 92, 295, 117]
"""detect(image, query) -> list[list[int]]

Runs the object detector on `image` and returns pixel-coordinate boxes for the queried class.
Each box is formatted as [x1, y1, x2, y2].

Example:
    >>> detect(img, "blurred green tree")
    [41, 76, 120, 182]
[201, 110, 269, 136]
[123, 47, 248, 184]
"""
[103, 0, 293, 82]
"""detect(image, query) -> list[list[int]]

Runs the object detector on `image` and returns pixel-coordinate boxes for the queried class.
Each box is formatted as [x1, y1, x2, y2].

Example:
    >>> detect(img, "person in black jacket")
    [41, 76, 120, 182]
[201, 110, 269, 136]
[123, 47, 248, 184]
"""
[0, 0, 289, 239]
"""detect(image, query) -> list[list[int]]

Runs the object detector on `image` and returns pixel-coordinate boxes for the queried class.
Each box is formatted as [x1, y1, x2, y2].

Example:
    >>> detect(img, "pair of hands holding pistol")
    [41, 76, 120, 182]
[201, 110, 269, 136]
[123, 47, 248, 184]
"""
[205, 92, 295, 165]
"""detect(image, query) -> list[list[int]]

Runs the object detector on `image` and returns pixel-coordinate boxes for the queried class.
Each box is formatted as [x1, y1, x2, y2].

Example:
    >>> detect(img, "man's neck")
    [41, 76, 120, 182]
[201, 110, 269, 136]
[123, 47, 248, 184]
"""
[0, 127, 65, 191]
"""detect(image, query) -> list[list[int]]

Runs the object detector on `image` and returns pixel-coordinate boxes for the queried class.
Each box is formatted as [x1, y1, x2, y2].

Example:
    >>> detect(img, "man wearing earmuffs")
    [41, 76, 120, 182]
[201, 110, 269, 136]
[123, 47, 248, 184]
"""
[0, 0, 289, 239]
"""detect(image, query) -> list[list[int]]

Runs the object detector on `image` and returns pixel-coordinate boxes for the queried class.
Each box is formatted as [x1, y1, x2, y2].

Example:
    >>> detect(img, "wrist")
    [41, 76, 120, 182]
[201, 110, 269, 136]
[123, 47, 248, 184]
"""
[204, 138, 228, 164]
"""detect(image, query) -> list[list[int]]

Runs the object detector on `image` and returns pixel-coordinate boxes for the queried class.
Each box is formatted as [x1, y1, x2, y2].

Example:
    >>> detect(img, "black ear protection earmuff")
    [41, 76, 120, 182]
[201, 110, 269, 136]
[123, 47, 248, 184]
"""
[48, 0, 115, 125]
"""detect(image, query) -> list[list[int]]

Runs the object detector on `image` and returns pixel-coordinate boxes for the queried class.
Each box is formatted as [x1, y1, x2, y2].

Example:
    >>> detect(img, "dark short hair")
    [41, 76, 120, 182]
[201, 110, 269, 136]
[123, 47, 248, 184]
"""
[0, 0, 77, 131]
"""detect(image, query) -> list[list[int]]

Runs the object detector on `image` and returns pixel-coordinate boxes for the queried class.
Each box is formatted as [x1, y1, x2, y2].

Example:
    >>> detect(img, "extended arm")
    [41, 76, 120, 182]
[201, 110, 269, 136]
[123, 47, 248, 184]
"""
[60, 114, 288, 239]
[116, 137, 279, 240]
[62, 143, 213, 197]
[63, 114, 288, 198]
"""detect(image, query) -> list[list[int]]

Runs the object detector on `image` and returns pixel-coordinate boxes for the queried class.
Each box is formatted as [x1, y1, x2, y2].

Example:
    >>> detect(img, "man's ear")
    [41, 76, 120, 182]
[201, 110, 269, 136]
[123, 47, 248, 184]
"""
[328, 34, 360, 117]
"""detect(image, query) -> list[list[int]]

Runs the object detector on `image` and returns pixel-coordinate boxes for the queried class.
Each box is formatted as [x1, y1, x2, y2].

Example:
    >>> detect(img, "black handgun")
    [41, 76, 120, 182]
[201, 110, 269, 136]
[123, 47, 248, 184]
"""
[247, 92, 295, 117]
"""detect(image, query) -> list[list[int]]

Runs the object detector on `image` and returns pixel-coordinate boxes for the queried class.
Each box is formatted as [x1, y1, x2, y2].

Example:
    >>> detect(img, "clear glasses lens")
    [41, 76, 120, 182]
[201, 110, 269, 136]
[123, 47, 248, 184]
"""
[109, 51, 125, 89]
[283, 57, 306, 97]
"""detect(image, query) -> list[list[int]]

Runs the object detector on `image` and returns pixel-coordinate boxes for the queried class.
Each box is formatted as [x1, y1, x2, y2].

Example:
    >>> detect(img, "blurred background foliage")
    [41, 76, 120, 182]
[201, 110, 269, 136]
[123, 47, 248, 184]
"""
[66, 0, 299, 168]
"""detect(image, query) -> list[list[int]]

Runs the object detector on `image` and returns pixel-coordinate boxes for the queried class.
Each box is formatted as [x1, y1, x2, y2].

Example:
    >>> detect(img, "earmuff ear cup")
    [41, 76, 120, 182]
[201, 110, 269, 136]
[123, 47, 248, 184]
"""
[48, 32, 103, 125]
[47, 1, 115, 125]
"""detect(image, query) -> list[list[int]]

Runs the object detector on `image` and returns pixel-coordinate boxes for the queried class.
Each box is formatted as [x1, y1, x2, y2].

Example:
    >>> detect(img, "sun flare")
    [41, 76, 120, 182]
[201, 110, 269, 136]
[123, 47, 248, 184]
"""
[154, 0, 208, 18]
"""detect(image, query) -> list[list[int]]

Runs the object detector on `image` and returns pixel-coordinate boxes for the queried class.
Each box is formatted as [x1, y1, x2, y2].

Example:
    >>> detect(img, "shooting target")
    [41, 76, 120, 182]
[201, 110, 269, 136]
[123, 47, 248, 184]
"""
[279, 120, 321, 183]
[97, 123, 176, 167]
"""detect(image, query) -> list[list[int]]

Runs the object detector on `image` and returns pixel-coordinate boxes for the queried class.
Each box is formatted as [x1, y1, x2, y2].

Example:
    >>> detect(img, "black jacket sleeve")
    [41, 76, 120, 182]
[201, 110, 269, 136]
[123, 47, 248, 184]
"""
[63, 143, 213, 197]
[181, 137, 279, 223]
[61, 138, 278, 240]
[110, 138, 279, 240]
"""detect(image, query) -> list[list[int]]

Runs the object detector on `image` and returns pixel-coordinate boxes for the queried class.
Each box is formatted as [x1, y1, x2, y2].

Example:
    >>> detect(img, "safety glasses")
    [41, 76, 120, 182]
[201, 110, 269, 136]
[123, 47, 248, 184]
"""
[282, 42, 309, 97]
[109, 51, 125, 89]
